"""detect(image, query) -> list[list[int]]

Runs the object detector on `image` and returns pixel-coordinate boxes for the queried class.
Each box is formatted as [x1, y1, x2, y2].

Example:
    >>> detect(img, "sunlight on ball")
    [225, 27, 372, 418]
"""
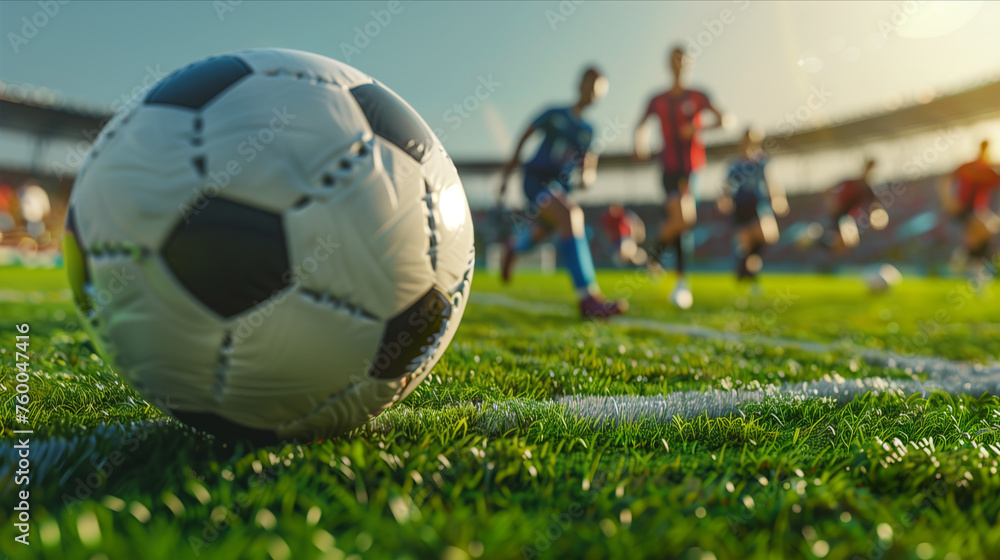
[439, 183, 469, 231]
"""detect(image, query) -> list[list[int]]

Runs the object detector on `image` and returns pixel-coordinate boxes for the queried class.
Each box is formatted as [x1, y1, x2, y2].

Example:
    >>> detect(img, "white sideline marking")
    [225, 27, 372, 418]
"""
[376, 367, 1000, 435]
[471, 291, 1000, 382]
[470, 291, 1000, 423]
[557, 373, 1000, 424]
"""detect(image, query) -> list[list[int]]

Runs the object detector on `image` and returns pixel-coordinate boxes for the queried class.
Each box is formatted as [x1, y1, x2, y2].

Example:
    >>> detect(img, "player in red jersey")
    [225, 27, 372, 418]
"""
[601, 205, 647, 266]
[0, 183, 17, 237]
[633, 46, 724, 309]
[823, 158, 887, 253]
[938, 140, 1000, 271]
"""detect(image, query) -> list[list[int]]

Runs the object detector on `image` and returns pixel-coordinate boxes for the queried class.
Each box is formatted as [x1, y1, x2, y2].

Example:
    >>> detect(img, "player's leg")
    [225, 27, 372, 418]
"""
[669, 188, 697, 308]
[618, 235, 638, 265]
[965, 210, 999, 266]
[658, 197, 684, 248]
[538, 191, 626, 318]
[540, 193, 595, 297]
[654, 173, 685, 251]
[741, 213, 778, 281]
[674, 186, 698, 273]
[824, 213, 856, 254]
[652, 173, 695, 308]
[837, 214, 860, 252]
[502, 174, 556, 283]
[735, 226, 763, 278]
[657, 177, 696, 256]
[732, 190, 760, 281]
[627, 214, 648, 266]
[961, 212, 997, 291]
[734, 225, 752, 280]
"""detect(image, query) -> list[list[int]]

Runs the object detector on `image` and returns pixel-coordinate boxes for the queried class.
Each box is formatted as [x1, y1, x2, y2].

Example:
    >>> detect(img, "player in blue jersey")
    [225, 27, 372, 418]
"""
[716, 128, 788, 283]
[497, 67, 628, 319]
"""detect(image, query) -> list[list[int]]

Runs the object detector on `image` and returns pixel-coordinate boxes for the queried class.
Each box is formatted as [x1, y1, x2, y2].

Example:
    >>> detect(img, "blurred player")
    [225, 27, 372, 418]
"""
[0, 182, 17, 242]
[497, 67, 628, 319]
[601, 205, 647, 266]
[821, 158, 886, 253]
[634, 45, 724, 309]
[938, 140, 1000, 274]
[19, 183, 51, 240]
[716, 128, 788, 284]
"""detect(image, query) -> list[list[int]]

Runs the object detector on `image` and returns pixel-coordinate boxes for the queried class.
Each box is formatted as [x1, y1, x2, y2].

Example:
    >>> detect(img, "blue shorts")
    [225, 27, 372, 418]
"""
[523, 171, 568, 208]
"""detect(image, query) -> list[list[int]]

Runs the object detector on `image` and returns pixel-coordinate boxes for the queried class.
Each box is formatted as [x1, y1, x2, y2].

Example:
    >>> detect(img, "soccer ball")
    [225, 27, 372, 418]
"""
[865, 263, 902, 294]
[63, 49, 475, 444]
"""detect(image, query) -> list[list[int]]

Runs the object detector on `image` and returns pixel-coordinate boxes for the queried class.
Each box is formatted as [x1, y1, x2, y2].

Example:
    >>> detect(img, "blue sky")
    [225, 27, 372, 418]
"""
[3, 1, 1000, 160]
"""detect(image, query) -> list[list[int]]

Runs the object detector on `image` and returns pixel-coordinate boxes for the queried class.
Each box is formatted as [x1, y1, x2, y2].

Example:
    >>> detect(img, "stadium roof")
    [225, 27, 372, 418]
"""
[459, 78, 1000, 170]
[0, 95, 108, 139]
[3, 77, 1000, 166]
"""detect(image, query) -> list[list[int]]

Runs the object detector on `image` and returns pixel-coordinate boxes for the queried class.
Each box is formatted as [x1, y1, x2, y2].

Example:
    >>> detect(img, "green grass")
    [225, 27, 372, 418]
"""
[2, 267, 1000, 560]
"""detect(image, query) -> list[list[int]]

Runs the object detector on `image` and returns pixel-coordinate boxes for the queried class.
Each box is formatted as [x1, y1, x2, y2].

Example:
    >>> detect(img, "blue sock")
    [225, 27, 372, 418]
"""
[511, 227, 536, 253]
[559, 235, 597, 293]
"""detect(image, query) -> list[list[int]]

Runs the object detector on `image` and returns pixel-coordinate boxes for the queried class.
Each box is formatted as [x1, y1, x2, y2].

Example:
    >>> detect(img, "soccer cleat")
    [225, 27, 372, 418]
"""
[580, 295, 628, 319]
[501, 240, 517, 284]
[670, 279, 693, 310]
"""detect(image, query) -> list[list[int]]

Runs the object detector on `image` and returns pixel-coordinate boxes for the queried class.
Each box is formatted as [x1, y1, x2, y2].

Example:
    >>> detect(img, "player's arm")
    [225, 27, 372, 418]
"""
[497, 124, 537, 205]
[685, 94, 724, 140]
[701, 94, 725, 130]
[632, 101, 654, 161]
[766, 166, 789, 217]
[580, 151, 599, 189]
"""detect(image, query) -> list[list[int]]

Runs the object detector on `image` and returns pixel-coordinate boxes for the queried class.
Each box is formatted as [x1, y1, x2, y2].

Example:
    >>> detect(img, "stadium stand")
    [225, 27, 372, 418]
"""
[2, 78, 999, 271]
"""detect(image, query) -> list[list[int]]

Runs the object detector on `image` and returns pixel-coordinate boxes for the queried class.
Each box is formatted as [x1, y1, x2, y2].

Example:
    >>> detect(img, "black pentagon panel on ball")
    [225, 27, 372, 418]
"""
[368, 287, 452, 380]
[162, 198, 290, 318]
[145, 56, 252, 110]
[350, 82, 435, 162]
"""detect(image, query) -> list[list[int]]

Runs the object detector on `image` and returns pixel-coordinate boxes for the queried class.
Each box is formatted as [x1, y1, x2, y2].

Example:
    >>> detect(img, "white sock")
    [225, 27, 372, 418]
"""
[577, 286, 600, 300]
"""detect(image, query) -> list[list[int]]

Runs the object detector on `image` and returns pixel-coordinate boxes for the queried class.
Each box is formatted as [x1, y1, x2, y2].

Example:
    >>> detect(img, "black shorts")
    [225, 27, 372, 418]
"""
[661, 171, 690, 198]
[733, 190, 760, 226]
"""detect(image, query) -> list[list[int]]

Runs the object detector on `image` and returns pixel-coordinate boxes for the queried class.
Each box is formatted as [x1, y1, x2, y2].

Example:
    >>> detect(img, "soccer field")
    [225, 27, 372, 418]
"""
[2, 267, 1000, 560]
